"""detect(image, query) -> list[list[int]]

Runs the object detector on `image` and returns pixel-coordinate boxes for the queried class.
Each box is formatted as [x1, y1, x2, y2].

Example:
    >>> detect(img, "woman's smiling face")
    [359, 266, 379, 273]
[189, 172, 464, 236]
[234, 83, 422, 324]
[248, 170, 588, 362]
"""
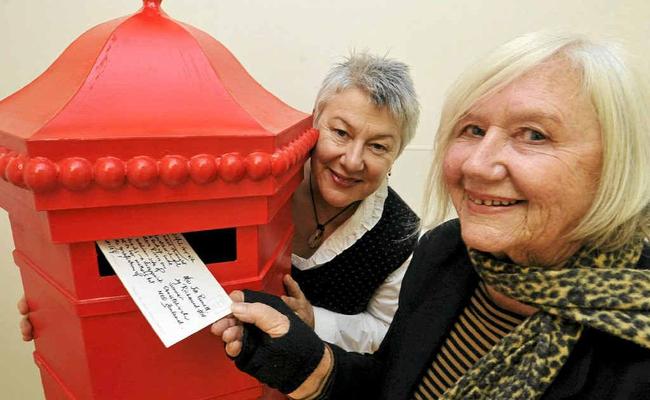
[443, 57, 603, 266]
[311, 87, 401, 209]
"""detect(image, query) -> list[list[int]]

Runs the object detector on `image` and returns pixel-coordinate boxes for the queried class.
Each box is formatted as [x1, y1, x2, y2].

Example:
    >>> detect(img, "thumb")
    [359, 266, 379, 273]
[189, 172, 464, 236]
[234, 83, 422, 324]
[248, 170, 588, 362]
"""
[231, 302, 289, 338]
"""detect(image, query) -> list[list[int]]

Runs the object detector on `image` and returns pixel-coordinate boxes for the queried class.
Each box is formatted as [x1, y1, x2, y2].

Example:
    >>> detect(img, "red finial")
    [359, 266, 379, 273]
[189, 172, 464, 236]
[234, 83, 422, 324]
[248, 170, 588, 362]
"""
[142, 0, 162, 12]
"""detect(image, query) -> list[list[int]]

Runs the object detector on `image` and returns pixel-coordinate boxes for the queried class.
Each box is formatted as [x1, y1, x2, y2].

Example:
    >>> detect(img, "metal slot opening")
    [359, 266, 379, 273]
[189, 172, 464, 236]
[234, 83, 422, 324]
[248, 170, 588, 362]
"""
[97, 228, 237, 277]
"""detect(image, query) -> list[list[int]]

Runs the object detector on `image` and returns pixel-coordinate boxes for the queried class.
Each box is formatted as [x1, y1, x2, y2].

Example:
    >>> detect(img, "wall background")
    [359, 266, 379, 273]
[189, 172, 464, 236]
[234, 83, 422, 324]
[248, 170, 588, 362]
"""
[0, 1, 648, 398]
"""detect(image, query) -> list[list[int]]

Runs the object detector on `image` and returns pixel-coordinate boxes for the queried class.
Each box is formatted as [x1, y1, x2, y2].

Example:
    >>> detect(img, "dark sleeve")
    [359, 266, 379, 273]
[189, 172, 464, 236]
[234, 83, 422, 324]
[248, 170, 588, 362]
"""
[321, 345, 385, 399]
[319, 221, 464, 399]
[319, 282, 406, 399]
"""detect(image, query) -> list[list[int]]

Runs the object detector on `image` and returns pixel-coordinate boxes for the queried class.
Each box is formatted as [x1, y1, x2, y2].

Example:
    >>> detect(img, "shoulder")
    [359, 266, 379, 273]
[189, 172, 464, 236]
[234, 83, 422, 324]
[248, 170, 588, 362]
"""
[401, 219, 468, 293]
[384, 187, 419, 224]
[416, 219, 463, 256]
[409, 219, 465, 276]
[368, 186, 419, 245]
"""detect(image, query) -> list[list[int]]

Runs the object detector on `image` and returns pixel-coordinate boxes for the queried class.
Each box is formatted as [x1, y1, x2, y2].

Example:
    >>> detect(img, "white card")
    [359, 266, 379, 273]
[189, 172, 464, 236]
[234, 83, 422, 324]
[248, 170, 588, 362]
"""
[97, 234, 233, 348]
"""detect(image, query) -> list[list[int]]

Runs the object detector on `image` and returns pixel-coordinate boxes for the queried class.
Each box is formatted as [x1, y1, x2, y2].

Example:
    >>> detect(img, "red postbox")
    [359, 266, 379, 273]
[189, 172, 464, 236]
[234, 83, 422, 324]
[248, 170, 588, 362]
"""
[0, 1, 315, 399]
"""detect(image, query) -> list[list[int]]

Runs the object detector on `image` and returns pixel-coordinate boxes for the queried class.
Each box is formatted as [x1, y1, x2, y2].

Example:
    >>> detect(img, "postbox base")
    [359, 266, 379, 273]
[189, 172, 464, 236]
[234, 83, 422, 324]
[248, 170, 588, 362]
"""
[20, 256, 274, 400]
[35, 351, 264, 400]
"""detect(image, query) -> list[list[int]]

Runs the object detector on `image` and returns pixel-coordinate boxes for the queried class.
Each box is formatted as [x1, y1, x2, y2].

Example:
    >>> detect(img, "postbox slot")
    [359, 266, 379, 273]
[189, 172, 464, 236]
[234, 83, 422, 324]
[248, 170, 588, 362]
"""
[97, 246, 114, 276]
[183, 228, 237, 264]
[96, 228, 238, 277]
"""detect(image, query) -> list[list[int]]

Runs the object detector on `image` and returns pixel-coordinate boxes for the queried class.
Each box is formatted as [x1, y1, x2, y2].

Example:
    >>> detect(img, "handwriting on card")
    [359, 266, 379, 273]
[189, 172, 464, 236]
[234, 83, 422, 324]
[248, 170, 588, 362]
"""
[98, 234, 232, 347]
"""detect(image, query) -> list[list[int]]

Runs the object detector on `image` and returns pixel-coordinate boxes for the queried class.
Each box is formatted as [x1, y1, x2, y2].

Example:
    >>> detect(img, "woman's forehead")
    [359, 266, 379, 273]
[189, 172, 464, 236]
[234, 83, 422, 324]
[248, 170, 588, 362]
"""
[466, 58, 594, 125]
[323, 91, 400, 130]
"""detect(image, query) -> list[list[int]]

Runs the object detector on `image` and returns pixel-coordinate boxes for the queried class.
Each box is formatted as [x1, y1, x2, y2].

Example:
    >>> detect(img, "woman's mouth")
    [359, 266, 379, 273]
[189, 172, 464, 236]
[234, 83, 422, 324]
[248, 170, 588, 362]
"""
[329, 170, 360, 187]
[466, 192, 523, 207]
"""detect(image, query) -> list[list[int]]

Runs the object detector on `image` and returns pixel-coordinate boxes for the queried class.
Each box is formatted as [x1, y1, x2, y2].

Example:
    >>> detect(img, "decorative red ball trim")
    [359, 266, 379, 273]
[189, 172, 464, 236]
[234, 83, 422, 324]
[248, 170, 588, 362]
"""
[126, 156, 158, 189]
[0, 128, 319, 192]
[245, 152, 272, 181]
[159, 155, 189, 187]
[219, 152, 245, 183]
[189, 154, 218, 184]
[59, 157, 93, 191]
[94, 157, 126, 190]
[0, 151, 18, 182]
[6, 155, 28, 187]
[289, 144, 300, 166]
[25, 157, 59, 192]
[271, 151, 288, 177]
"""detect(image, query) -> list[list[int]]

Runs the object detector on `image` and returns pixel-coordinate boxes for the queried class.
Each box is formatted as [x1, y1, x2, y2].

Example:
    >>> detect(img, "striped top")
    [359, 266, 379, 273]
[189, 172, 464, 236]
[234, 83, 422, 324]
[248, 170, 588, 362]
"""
[412, 282, 526, 400]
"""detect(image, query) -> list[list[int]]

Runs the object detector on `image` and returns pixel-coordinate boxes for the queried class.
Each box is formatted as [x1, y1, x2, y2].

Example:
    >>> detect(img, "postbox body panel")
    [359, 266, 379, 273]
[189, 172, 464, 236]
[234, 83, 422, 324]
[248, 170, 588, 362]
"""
[15, 201, 294, 399]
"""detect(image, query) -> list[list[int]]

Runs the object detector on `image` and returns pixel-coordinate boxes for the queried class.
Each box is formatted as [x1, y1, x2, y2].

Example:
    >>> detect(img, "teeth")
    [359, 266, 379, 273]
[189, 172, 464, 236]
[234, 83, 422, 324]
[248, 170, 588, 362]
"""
[468, 195, 518, 206]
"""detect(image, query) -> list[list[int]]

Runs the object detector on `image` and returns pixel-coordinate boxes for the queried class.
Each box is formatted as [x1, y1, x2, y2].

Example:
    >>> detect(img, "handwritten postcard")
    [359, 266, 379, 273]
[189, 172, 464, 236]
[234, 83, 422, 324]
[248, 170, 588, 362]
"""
[97, 234, 232, 348]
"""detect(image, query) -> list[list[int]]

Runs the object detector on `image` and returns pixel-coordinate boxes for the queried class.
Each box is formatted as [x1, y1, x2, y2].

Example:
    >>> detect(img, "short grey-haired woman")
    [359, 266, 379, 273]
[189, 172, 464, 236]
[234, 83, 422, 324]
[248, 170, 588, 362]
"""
[213, 32, 650, 399]
[283, 53, 419, 352]
[281, 52, 420, 353]
[19, 53, 421, 355]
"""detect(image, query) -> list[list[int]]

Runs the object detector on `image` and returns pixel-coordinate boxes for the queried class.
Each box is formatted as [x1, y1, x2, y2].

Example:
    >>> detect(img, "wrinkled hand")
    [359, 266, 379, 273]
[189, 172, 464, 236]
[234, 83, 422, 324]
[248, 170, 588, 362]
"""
[210, 290, 289, 357]
[281, 275, 315, 328]
[210, 290, 326, 395]
[17, 296, 34, 342]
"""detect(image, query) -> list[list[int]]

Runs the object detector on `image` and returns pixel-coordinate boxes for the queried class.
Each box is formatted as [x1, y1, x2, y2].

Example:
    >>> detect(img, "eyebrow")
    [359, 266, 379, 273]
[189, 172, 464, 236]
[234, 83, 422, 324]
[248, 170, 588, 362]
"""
[512, 111, 563, 125]
[463, 111, 563, 125]
[331, 116, 352, 129]
[330, 117, 398, 141]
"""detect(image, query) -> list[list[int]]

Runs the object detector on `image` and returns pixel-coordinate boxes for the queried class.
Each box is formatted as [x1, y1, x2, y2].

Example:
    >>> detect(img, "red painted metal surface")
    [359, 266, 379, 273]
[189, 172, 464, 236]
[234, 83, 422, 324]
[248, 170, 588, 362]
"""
[0, 1, 316, 398]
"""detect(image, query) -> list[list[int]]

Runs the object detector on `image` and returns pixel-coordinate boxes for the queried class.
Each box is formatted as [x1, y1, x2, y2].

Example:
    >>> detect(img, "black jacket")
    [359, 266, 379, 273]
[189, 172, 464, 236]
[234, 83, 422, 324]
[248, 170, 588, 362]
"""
[324, 219, 650, 399]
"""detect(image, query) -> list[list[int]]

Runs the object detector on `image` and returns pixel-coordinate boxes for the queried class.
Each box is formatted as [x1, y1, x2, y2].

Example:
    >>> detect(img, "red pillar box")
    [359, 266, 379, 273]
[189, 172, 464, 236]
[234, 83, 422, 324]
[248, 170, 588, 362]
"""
[0, 1, 315, 399]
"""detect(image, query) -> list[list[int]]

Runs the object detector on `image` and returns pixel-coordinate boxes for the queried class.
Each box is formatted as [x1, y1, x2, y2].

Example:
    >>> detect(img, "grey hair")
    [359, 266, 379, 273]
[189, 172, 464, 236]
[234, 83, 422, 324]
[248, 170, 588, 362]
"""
[313, 52, 420, 154]
[422, 31, 650, 251]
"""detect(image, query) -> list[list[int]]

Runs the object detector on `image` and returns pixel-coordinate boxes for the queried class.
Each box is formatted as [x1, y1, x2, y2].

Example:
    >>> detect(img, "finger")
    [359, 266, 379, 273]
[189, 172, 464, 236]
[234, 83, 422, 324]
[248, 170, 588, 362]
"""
[17, 296, 29, 315]
[229, 290, 244, 302]
[283, 275, 305, 300]
[231, 302, 289, 338]
[281, 295, 300, 312]
[210, 315, 239, 336]
[225, 340, 242, 357]
[221, 325, 244, 343]
[20, 317, 33, 342]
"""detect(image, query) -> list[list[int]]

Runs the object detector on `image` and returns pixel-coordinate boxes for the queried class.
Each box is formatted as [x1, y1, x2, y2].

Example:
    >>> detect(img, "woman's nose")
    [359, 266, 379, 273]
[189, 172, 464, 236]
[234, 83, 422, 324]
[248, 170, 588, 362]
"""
[340, 142, 365, 173]
[460, 129, 508, 181]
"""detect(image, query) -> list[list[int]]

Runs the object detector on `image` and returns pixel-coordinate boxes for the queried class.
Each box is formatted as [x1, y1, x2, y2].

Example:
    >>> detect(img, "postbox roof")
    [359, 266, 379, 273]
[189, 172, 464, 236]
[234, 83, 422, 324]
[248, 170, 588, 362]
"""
[0, 0, 309, 155]
[0, 0, 316, 214]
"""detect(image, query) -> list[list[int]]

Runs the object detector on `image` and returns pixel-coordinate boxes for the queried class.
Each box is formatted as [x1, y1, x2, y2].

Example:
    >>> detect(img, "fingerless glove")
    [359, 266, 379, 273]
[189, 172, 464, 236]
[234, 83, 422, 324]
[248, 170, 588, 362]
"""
[233, 290, 325, 394]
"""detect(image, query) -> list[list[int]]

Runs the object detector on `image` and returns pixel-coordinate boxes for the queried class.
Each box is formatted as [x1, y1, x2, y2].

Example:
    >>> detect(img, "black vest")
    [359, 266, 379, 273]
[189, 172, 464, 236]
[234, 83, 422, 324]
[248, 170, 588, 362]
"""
[291, 187, 419, 314]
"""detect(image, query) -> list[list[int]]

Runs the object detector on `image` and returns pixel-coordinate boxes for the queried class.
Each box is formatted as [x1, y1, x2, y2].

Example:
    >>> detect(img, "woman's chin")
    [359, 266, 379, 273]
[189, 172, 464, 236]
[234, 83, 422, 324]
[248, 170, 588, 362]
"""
[459, 224, 516, 255]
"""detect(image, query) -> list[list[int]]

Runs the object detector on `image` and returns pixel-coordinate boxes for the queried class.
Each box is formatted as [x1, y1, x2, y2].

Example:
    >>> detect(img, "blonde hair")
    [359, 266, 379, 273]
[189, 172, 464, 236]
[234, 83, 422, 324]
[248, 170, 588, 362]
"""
[422, 31, 650, 250]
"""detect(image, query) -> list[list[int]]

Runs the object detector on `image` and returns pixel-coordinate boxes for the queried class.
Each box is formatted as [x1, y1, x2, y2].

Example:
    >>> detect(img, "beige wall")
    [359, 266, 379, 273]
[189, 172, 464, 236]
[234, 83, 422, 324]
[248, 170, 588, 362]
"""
[0, 1, 648, 398]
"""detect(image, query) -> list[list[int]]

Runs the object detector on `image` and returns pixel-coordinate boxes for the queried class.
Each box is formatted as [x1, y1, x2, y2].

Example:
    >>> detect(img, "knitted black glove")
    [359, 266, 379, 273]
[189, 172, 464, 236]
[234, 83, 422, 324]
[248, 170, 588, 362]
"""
[232, 289, 325, 394]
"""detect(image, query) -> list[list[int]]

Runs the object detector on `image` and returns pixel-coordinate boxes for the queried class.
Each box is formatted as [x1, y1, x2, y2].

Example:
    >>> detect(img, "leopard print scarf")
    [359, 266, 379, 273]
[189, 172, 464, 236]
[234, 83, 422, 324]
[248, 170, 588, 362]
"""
[440, 240, 649, 400]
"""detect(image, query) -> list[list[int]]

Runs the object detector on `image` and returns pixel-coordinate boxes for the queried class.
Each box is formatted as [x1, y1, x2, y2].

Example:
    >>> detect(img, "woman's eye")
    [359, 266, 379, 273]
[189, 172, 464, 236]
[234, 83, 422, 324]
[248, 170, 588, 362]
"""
[462, 124, 485, 137]
[332, 128, 348, 137]
[523, 128, 547, 142]
[370, 143, 388, 152]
